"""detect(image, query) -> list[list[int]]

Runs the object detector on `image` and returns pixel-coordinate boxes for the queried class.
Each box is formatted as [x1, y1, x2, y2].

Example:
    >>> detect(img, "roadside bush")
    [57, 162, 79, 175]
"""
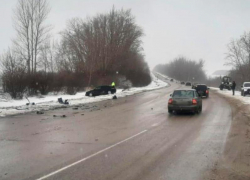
[88, 71, 119, 87]
[126, 70, 151, 87]
[26, 71, 55, 95]
[122, 54, 151, 87]
[56, 71, 86, 95]
[2, 67, 26, 99]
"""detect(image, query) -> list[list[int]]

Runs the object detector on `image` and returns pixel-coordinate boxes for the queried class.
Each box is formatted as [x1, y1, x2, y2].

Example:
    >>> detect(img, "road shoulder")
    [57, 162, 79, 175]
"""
[204, 90, 250, 180]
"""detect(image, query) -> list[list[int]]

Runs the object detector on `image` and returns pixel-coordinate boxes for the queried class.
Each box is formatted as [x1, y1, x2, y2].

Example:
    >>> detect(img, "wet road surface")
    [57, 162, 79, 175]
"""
[0, 80, 232, 180]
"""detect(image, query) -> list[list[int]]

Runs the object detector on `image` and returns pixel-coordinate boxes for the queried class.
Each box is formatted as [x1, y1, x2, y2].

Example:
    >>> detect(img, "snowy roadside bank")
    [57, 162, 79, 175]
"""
[208, 88, 250, 179]
[210, 87, 250, 105]
[0, 74, 168, 117]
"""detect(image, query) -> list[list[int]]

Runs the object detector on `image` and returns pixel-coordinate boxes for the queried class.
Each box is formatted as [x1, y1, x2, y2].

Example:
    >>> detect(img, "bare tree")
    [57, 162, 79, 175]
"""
[39, 40, 56, 72]
[58, 8, 147, 86]
[0, 49, 26, 99]
[226, 32, 250, 80]
[13, 0, 51, 74]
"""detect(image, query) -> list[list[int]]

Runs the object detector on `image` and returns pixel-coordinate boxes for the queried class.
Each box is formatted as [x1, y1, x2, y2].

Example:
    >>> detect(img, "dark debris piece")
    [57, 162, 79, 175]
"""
[37, 111, 44, 115]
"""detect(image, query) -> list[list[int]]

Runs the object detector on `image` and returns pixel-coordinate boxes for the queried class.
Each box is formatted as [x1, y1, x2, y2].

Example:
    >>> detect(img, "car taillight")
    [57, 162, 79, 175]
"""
[168, 98, 173, 104]
[192, 99, 197, 104]
[206, 90, 209, 94]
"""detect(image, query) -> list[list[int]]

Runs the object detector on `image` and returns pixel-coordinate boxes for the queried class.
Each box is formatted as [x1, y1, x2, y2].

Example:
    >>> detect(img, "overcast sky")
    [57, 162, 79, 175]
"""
[1, 0, 250, 75]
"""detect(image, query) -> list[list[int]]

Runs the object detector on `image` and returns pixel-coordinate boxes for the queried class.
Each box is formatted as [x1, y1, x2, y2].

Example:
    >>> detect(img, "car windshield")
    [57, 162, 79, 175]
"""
[196, 85, 207, 90]
[244, 83, 250, 87]
[173, 90, 194, 98]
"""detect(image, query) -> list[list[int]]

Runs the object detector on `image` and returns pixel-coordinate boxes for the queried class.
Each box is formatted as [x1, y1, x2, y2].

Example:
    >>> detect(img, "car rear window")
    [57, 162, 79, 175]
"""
[173, 90, 194, 98]
[244, 83, 250, 87]
[196, 85, 207, 90]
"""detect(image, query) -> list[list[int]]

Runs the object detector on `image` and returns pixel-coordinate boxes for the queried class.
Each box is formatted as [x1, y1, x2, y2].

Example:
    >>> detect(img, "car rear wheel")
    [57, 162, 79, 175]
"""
[89, 93, 93, 97]
[108, 91, 111, 94]
[168, 109, 173, 114]
[197, 106, 202, 114]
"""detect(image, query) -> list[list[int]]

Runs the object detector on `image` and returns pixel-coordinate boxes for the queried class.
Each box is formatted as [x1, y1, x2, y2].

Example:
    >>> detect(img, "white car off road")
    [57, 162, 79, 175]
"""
[241, 82, 250, 96]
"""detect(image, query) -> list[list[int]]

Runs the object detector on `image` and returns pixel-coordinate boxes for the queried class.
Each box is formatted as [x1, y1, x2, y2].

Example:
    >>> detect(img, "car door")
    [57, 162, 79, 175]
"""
[100, 86, 106, 95]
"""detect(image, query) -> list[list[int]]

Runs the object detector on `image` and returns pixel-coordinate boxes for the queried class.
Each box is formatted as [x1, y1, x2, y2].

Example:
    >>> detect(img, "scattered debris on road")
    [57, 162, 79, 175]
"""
[58, 98, 69, 105]
[36, 111, 44, 115]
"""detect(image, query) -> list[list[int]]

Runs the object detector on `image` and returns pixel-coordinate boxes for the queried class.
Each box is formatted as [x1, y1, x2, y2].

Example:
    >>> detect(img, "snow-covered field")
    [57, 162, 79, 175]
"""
[210, 87, 250, 104]
[0, 74, 168, 117]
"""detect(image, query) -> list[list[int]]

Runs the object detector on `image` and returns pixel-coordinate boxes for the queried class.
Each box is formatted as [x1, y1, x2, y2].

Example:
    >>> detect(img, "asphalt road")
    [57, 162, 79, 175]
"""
[0, 79, 233, 180]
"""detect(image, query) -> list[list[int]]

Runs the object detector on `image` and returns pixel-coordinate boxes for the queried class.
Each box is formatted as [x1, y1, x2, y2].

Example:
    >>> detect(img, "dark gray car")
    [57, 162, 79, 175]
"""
[168, 89, 202, 114]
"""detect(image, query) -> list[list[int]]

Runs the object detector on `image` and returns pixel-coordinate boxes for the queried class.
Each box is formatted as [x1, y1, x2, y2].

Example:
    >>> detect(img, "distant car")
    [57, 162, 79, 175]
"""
[170, 79, 174, 82]
[168, 89, 202, 114]
[195, 84, 209, 98]
[185, 82, 192, 86]
[85, 86, 116, 97]
[241, 82, 250, 96]
[181, 82, 185, 85]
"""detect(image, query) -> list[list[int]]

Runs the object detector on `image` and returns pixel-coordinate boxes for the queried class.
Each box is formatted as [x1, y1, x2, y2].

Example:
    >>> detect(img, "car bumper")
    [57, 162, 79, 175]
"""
[168, 105, 198, 112]
[243, 90, 250, 94]
[198, 92, 208, 97]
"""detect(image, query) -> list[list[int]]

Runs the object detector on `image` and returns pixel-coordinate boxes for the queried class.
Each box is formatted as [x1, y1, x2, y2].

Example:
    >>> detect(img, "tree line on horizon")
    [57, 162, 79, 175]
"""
[154, 31, 250, 89]
[0, 0, 151, 99]
[153, 57, 207, 83]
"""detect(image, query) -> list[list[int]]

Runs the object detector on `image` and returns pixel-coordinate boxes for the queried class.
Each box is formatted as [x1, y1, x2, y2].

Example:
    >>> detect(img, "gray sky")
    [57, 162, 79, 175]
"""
[1, 0, 250, 75]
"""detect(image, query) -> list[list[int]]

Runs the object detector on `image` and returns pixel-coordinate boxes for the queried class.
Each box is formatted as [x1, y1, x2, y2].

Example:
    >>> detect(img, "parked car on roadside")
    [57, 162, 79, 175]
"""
[181, 82, 185, 85]
[241, 82, 250, 96]
[168, 89, 202, 114]
[195, 84, 209, 98]
[185, 82, 192, 86]
[85, 86, 116, 97]
[170, 79, 174, 82]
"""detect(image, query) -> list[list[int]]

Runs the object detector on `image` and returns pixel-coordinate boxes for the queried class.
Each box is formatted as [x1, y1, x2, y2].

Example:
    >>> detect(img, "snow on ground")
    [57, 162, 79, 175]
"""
[0, 73, 168, 117]
[210, 87, 250, 104]
[154, 72, 170, 79]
